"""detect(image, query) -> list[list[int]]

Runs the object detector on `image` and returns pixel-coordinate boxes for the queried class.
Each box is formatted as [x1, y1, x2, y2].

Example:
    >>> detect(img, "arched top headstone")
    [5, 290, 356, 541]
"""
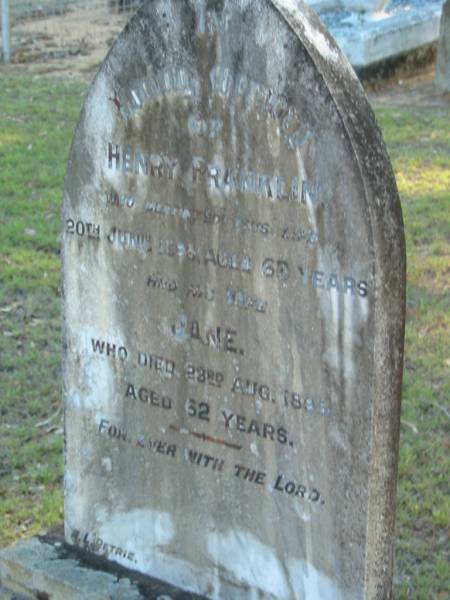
[62, 2, 405, 598]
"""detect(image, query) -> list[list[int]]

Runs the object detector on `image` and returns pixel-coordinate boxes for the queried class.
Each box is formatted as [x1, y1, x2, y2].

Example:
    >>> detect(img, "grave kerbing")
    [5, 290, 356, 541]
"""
[61, 1, 405, 599]
[436, 0, 450, 91]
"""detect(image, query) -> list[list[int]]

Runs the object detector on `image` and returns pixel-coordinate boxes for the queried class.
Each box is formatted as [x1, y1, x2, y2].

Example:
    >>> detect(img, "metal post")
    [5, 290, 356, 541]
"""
[1, 0, 10, 64]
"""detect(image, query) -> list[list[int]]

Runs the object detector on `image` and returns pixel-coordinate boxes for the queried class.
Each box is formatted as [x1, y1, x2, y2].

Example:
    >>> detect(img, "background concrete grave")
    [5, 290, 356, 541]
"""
[317, 0, 446, 70]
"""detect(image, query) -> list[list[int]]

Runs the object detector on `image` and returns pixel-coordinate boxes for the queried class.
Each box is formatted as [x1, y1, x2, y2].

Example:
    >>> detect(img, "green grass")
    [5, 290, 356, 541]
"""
[375, 105, 450, 599]
[0, 75, 85, 542]
[0, 74, 449, 598]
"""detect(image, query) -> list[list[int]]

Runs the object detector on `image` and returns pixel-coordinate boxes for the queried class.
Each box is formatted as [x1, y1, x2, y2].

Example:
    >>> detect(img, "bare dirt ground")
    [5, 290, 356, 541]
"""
[3, 6, 128, 80]
[2, 5, 450, 108]
[367, 65, 450, 107]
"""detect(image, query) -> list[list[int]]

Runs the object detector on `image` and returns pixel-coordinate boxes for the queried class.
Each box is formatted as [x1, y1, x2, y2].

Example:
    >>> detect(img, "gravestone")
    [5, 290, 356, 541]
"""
[437, 0, 450, 91]
[61, 1, 405, 599]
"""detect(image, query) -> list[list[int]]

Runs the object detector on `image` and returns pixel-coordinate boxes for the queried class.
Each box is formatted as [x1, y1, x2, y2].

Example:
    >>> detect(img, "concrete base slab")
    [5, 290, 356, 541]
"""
[0, 533, 206, 600]
[310, 0, 390, 10]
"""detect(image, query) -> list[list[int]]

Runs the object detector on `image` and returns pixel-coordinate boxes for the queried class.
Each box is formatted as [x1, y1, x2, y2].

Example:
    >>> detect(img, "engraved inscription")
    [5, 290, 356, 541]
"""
[221, 411, 291, 447]
[71, 530, 137, 563]
[87, 335, 332, 418]
[107, 228, 152, 252]
[117, 63, 316, 153]
[66, 218, 100, 239]
[125, 384, 173, 410]
[107, 143, 321, 207]
[108, 144, 177, 180]
[171, 316, 245, 356]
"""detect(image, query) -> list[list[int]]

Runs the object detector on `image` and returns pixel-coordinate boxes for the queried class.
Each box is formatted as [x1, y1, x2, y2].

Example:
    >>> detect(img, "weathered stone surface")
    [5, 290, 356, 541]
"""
[437, 0, 450, 90]
[62, 1, 405, 599]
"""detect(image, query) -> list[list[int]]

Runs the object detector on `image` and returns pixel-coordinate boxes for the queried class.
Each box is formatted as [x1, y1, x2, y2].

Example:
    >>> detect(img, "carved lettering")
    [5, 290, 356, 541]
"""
[171, 316, 244, 355]
[221, 411, 290, 446]
[91, 339, 128, 361]
[107, 228, 152, 252]
[297, 267, 369, 298]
